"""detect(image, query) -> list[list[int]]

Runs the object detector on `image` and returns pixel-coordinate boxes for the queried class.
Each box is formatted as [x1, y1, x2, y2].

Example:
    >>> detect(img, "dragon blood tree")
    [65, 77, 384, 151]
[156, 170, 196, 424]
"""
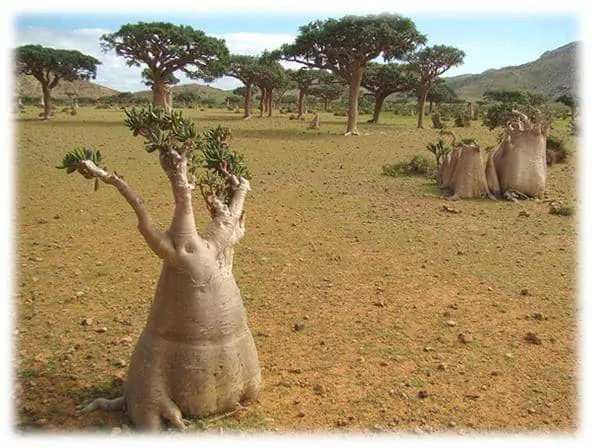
[58, 106, 261, 431]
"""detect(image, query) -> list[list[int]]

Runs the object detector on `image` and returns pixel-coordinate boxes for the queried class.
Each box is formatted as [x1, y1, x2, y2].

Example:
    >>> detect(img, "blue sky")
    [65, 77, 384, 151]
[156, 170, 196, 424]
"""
[12, 10, 580, 93]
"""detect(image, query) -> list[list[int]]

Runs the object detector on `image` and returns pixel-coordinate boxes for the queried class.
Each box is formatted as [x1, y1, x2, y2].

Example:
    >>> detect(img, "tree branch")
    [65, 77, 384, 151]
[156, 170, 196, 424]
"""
[78, 160, 176, 262]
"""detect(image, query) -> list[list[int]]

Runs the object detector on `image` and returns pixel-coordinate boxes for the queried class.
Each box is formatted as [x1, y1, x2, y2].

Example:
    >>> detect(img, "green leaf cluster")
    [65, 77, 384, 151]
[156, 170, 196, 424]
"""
[124, 104, 197, 153]
[426, 139, 450, 169]
[56, 148, 102, 174]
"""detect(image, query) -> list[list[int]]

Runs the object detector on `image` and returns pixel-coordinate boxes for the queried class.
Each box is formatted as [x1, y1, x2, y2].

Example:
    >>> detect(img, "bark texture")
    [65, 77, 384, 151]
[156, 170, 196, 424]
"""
[493, 126, 547, 198]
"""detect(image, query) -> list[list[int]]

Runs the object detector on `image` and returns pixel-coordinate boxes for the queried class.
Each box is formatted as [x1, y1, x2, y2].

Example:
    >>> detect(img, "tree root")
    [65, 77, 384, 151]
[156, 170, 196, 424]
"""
[75, 395, 126, 416]
[343, 130, 360, 136]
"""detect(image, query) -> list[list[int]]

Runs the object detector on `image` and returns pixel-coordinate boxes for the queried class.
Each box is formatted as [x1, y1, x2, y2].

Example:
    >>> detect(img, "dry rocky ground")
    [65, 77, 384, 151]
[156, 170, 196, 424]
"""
[13, 107, 578, 436]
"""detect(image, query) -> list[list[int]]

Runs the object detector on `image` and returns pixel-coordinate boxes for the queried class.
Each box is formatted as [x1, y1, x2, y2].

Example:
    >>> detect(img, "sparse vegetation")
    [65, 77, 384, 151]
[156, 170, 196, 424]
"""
[382, 154, 432, 177]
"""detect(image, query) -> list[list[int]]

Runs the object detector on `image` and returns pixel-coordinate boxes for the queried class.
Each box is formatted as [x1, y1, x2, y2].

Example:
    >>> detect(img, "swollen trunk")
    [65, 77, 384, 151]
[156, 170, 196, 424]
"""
[125, 259, 261, 428]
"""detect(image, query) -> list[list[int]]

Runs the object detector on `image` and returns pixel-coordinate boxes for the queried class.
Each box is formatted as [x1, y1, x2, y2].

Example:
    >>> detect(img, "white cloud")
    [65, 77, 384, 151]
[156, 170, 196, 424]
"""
[14, 26, 299, 92]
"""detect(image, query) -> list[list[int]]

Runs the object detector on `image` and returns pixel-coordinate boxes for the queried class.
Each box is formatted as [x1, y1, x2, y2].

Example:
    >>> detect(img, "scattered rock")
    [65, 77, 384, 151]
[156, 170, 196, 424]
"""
[437, 363, 447, 371]
[95, 327, 108, 333]
[373, 300, 386, 307]
[379, 361, 389, 367]
[518, 210, 530, 217]
[442, 205, 461, 214]
[75, 291, 85, 298]
[292, 323, 305, 332]
[336, 418, 348, 427]
[288, 367, 302, 374]
[524, 332, 542, 345]
[456, 250, 465, 256]
[312, 384, 326, 395]
[114, 359, 127, 367]
[527, 408, 536, 414]
[418, 390, 429, 399]
[505, 352, 514, 359]
[464, 393, 480, 400]
[297, 411, 306, 418]
[423, 346, 434, 352]
[531, 312, 545, 320]
[95, 261, 104, 266]
[446, 320, 457, 327]
[520, 288, 530, 296]
[278, 380, 292, 388]
[447, 421, 456, 428]
[487, 286, 493, 291]
[458, 333, 473, 343]
[81, 318, 93, 326]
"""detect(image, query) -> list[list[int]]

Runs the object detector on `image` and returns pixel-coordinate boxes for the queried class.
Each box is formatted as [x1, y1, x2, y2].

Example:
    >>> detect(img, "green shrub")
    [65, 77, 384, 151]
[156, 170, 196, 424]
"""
[549, 204, 574, 216]
[546, 135, 569, 165]
[382, 155, 432, 177]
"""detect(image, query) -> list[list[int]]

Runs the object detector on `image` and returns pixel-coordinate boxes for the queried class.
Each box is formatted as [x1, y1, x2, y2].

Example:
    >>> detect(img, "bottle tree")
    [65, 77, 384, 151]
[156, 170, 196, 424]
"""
[63, 107, 261, 431]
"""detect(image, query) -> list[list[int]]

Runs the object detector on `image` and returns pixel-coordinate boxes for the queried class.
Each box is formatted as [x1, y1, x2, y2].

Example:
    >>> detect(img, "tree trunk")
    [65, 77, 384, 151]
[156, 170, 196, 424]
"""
[152, 81, 170, 112]
[345, 67, 363, 135]
[417, 86, 427, 129]
[323, 98, 330, 112]
[429, 100, 433, 115]
[297, 88, 306, 119]
[370, 95, 386, 124]
[267, 91, 273, 117]
[244, 84, 252, 118]
[41, 83, 52, 120]
[259, 88, 266, 117]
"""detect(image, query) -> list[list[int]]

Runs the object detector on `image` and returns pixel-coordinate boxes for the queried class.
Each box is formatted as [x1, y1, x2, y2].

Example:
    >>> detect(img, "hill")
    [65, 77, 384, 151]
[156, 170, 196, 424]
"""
[131, 83, 230, 104]
[18, 75, 118, 99]
[445, 41, 579, 102]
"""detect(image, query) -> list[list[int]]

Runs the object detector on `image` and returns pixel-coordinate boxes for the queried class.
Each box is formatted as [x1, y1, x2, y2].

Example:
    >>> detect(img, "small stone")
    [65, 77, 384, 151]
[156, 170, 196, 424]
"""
[95, 327, 107, 333]
[303, 315, 310, 320]
[95, 261, 104, 266]
[487, 286, 493, 291]
[297, 411, 306, 418]
[81, 318, 93, 326]
[520, 288, 530, 296]
[524, 332, 542, 345]
[31, 257, 43, 262]
[288, 367, 302, 374]
[418, 390, 429, 399]
[456, 250, 465, 256]
[447, 421, 456, 428]
[458, 333, 473, 343]
[278, 380, 292, 388]
[293, 399, 301, 405]
[518, 210, 530, 217]
[313, 384, 326, 395]
[31, 276, 39, 282]
[490, 370, 500, 376]
[423, 346, 434, 352]
[292, 323, 305, 332]
[75, 291, 85, 297]
[336, 418, 348, 427]
[379, 361, 389, 367]
[531, 312, 544, 320]
[527, 408, 536, 414]
[37, 218, 49, 224]
[505, 352, 514, 358]
[446, 320, 457, 327]
[373, 300, 386, 307]
[437, 363, 447, 371]
[114, 359, 127, 367]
